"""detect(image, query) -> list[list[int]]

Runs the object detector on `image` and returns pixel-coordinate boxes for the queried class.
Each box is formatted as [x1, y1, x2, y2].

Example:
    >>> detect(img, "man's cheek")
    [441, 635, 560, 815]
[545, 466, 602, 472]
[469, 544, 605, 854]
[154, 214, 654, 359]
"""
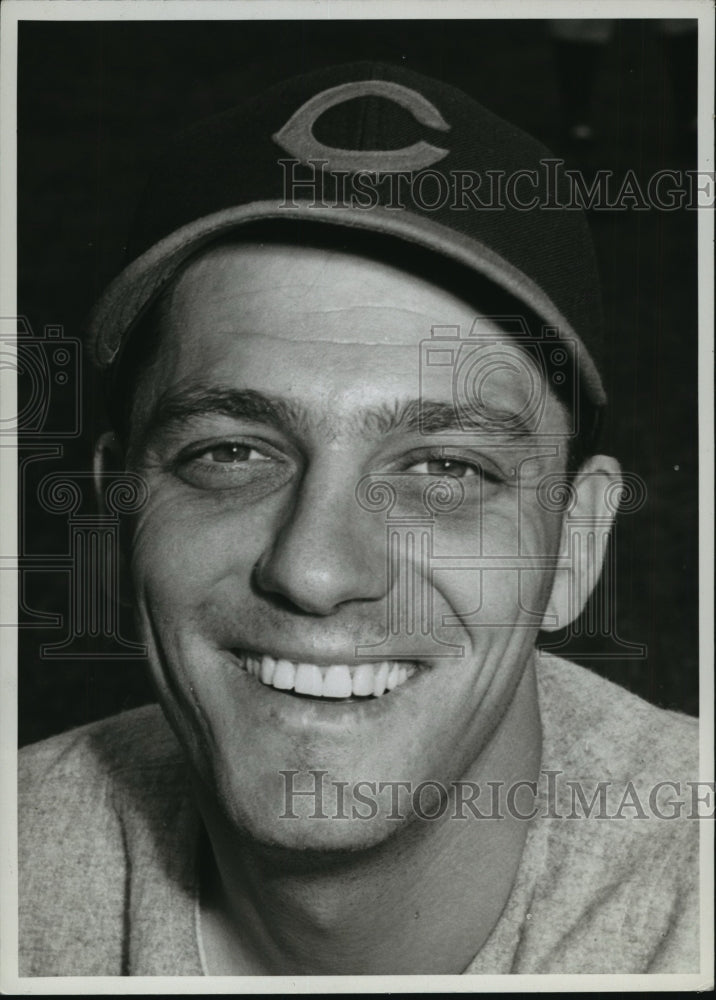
[430, 501, 527, 566]
[130, 498, 241, 590]
[430, 504, 558, 629]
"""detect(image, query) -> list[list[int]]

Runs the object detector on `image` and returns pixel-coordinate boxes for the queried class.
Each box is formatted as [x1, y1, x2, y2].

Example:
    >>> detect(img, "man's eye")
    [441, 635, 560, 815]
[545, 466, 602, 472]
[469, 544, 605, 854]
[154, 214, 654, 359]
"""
[172, 439, 286, 491]
[407, 458, 480, 478]
[202, 443, 270, 464]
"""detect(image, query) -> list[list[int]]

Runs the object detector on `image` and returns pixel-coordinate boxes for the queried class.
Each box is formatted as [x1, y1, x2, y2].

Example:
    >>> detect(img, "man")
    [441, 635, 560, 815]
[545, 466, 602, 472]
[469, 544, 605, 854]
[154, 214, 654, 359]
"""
[19, 62, 699, 976]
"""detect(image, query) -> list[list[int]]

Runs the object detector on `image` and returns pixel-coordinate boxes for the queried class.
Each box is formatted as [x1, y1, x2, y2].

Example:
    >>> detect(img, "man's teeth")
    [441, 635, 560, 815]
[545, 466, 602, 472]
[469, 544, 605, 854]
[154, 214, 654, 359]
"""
[238, 654, 416, 699]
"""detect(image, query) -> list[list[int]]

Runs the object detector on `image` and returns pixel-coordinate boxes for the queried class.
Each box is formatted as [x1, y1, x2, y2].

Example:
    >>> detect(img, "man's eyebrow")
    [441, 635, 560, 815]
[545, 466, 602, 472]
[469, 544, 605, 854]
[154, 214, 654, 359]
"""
[145, 385, 310, 440]
[367, 398, 534, 438]
[143, 383, 534, 443]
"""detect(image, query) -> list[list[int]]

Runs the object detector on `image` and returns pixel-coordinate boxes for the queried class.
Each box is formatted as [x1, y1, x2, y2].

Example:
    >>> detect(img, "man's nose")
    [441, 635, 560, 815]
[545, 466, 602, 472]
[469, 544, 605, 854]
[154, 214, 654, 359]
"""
[253, 466, 387, 615]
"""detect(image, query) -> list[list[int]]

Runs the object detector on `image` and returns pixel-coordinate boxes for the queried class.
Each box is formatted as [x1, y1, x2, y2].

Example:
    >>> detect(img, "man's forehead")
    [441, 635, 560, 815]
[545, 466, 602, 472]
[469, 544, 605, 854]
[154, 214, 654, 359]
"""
[162, 239, 523, 349]
[131, 237, 572, 444]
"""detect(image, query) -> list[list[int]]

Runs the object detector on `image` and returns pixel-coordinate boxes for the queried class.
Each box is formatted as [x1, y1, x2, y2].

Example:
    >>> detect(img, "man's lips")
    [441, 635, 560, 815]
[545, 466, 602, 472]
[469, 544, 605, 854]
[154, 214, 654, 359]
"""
[230, 650, 419, 700]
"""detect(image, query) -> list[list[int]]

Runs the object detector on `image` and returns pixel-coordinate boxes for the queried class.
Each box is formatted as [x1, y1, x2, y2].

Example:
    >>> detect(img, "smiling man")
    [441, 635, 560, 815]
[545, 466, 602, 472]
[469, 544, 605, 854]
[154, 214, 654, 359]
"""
[19, 63, 700, 977]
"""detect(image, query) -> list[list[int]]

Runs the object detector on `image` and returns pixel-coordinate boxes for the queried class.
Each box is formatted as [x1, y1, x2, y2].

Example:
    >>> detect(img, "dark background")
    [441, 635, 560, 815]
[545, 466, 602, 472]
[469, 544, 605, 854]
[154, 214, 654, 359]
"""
[17, 19, 699, 746]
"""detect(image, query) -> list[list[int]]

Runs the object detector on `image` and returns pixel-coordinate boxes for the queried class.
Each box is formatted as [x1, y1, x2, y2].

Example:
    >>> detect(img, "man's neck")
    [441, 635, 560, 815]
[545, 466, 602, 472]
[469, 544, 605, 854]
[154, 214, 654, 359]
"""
[197, 659, 542, 976]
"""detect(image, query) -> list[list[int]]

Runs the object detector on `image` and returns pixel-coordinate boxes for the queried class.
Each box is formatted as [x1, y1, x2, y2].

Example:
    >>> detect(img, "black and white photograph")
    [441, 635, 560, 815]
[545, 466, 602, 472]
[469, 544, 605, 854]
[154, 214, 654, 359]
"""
[1, 0, 713, 991]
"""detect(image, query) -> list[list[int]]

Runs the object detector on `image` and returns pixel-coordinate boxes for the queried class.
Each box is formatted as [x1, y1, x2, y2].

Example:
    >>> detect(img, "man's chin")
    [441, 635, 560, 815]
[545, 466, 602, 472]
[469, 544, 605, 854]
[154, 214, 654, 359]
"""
[223, 806, 411, 860]
[205, 776, 420, 859]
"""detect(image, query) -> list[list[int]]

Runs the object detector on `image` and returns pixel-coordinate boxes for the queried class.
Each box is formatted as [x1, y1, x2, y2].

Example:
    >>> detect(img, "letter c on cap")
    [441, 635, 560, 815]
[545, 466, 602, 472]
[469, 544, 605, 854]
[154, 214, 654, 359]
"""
[273, 80, 451, 172]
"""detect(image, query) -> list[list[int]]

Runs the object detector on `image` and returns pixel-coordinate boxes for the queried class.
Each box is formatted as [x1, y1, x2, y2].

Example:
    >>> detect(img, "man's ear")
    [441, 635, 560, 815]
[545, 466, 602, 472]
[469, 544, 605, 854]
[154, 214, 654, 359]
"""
[93, 430, 125, 513]
[541, 454, 622, 632]
[93, 431, 135, 607]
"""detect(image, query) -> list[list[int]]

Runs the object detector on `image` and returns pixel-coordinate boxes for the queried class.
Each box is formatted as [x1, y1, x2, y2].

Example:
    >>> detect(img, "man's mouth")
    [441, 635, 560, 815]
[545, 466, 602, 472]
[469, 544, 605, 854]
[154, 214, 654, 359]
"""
[231, 651, 418, 700]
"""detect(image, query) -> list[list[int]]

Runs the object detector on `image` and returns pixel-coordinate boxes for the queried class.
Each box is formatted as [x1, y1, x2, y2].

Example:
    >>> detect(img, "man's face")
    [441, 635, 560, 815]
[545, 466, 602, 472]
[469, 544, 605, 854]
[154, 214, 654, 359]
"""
[123, 240, 571, 850]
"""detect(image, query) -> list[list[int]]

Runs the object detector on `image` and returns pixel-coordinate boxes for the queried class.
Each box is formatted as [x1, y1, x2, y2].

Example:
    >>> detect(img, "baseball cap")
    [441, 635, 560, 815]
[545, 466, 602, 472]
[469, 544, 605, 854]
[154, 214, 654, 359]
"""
[88, 61, 607, 410]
